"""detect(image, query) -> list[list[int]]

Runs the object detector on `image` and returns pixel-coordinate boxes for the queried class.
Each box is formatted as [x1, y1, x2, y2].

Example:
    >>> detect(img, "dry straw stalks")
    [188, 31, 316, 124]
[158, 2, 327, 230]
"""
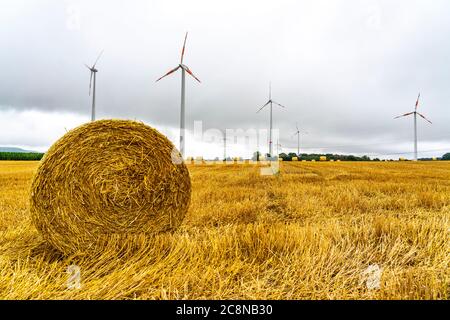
[30, 120, 191, 255]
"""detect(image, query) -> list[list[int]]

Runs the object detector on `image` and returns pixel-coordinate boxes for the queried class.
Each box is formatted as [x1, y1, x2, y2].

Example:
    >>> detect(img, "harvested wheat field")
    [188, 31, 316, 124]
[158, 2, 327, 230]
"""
[0, 160, 449, 300]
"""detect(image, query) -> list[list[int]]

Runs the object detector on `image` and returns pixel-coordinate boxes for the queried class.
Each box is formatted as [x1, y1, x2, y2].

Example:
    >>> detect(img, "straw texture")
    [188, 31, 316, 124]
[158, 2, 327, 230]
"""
[30, 120, 191, 254]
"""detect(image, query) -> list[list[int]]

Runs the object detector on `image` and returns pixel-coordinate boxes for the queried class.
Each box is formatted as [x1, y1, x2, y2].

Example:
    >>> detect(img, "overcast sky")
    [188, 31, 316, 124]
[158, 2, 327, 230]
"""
[1, 0, 450, 159]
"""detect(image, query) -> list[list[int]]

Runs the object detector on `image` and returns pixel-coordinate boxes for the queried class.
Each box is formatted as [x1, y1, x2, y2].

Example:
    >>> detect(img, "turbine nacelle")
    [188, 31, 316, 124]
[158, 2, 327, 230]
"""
[257, 100, 286, 113]
[155, 64, 201, 83]
[394, 93, 432, 124]
[292, 123, 307, 138]
[85, 50, 104, 97]
[85, 65, 98, 73]
[156, 33, 201, 83]
[394, 111, 432, 124]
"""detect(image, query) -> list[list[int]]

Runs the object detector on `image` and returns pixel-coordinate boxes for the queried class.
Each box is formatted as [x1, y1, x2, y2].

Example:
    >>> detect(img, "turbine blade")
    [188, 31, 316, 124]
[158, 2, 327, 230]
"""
[415, 93, 421, 111]
[272, 101, 286, 108]
[296, 123, 299, 131]
[180, 32, 188, 64]
[93, 50, 104, 68]
[85, 64, 92, 70]
[394, 112, 414, 119]
[183, 65, 201, 83]
[156, 66, 180, 82]
[89, 71, 93, 96]
[417, 112, 432, 124]
[257, 101, 270, 113]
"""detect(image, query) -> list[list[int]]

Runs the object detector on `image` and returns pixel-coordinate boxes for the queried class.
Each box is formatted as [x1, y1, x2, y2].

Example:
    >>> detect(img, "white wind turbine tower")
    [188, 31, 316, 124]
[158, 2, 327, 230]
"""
[85, 50, 104, 122]
[223, 131, 227, 161]
[292, 122, 307, 156]
[394, 93, 432, 161]
[257, 83, 286, 157]
[156, 32, 201, 158]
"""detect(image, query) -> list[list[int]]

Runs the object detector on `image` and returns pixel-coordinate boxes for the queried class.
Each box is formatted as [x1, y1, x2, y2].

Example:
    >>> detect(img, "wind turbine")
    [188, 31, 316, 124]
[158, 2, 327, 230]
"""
[85, 50, 104, 122]
[223, 132, 227, 161]
[156, 32, 201, 158]
[257, 83, 286, 157]
[394, 93, 432, 161]
[292, 123, 307, 156]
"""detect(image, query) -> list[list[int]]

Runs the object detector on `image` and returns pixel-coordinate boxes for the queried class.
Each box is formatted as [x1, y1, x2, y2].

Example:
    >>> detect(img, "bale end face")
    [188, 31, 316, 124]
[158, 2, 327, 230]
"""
[30, 119, 191, 255]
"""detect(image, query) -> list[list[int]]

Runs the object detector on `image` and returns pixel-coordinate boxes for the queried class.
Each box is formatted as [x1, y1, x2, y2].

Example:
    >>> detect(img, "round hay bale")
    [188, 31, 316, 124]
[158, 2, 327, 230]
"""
[30, 120, 191, 254]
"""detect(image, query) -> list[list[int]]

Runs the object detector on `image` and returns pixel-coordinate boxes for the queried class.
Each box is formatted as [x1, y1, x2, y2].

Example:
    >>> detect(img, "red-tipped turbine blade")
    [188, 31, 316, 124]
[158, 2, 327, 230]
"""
[417, 112, 432, 124]
[156, 66, 180, 82]
[257, 101, 270, 113]
[272, 101, 286, 108]
[394, 112, 414, 119]
[180, 32, 188, 64]
[93, 50, 104, 68]
[184, 66, 201, 83]
[415, 93, 421, 110]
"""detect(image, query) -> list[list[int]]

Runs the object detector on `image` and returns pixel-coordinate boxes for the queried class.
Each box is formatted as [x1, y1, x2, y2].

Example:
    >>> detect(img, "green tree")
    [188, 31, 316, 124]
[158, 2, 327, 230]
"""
[442, 153, 450, 160]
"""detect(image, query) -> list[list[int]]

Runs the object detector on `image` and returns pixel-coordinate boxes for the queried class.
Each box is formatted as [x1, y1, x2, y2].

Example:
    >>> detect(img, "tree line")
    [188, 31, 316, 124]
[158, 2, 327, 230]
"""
[0, 152, 44, 161]
[252, 151, 450, 161]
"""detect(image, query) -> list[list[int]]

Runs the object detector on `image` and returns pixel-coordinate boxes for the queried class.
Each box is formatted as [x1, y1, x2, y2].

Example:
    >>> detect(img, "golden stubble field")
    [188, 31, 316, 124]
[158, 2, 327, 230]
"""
[0, 160, 449, 299]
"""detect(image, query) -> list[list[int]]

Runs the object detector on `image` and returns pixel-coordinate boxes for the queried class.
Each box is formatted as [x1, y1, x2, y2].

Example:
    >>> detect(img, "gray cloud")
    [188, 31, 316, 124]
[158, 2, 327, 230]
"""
[1, 0, 450, 158]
